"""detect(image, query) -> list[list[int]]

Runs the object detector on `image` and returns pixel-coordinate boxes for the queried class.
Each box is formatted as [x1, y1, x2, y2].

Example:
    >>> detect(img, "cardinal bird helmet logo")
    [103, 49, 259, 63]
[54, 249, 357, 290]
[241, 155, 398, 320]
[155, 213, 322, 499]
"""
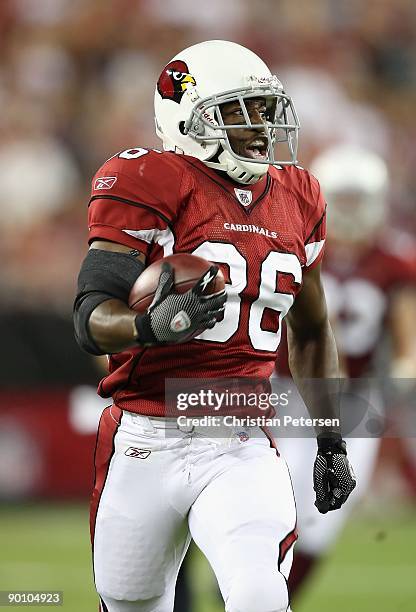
[157, 60, 196, 104]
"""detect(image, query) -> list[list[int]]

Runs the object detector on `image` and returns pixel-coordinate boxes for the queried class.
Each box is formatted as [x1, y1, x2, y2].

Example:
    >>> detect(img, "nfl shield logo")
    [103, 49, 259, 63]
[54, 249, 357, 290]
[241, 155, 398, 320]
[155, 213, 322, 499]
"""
[170, 310, 191, 333]
[237, 431, 249, 443]
[234, 188, 253, 207]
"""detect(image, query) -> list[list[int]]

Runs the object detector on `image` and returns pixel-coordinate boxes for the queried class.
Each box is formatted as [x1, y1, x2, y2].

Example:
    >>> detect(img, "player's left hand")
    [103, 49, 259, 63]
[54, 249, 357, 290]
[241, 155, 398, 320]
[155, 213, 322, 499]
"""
[313, 433, 356, 514]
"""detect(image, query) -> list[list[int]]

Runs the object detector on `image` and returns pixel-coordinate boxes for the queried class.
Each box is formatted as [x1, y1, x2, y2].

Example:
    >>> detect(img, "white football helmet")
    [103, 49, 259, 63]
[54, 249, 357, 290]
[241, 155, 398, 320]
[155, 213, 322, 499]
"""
[154, 40, 300, 185]
[310, 145, 389, 242]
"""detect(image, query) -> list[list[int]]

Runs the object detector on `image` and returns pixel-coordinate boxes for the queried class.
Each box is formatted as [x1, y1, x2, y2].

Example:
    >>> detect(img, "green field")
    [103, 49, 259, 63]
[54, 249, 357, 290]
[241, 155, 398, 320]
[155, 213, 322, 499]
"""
[0, 502, 415, 611]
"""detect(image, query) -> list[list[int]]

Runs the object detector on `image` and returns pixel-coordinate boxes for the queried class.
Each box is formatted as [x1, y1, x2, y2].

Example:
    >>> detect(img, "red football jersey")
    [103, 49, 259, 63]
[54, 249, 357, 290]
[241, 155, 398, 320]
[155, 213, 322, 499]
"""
[276, 236, 416, 379]
[88, 148, 326, 415]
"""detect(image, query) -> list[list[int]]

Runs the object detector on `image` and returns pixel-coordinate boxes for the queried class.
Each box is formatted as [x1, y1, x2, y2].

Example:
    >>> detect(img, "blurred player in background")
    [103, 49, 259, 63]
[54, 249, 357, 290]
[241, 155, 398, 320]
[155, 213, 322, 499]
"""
[73, 40, 356, 612]
[276, 144, 416, 599]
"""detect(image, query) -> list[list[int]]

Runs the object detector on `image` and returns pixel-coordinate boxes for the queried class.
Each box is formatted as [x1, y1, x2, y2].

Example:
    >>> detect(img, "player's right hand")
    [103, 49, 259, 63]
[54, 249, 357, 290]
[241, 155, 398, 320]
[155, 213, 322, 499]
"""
[134, 262, 227, 345]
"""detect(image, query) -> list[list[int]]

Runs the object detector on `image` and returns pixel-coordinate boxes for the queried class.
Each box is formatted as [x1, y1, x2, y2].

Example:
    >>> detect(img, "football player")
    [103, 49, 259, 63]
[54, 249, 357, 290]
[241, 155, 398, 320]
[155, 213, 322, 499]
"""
[73, 41, 356, 612]
[276, 145, 416, 598]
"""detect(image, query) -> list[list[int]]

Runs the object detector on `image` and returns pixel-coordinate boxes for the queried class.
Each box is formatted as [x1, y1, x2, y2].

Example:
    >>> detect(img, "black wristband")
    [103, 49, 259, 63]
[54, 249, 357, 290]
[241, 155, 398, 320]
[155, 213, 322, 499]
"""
[134, 313, 157, 345]
[317, 432, 346, 454]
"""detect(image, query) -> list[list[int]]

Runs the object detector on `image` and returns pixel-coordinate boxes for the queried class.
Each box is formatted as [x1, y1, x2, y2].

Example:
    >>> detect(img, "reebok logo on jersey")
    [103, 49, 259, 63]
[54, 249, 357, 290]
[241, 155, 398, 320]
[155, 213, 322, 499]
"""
[234, 188, 253, 207]
[125, 447, 151, 459]
[170, 311, 191, 333]
[94, 176, 117, 190]
[224, 222, 277, 239]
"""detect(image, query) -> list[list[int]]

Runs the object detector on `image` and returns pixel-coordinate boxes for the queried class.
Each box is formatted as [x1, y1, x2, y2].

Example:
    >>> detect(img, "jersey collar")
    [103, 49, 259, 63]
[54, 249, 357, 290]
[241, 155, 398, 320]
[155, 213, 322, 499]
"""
[180, 155, 270, 210]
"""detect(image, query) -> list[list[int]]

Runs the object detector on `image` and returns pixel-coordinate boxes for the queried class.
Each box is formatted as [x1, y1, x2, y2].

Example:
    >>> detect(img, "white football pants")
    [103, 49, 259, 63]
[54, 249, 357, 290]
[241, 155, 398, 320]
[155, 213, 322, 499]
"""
[91, 408, 297, 612]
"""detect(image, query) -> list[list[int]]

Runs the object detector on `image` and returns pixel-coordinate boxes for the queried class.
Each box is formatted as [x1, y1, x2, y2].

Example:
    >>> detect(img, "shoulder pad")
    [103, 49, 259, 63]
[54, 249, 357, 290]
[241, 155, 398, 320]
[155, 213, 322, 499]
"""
[91, 148, 184, 221]
[270, 164, 326, 234]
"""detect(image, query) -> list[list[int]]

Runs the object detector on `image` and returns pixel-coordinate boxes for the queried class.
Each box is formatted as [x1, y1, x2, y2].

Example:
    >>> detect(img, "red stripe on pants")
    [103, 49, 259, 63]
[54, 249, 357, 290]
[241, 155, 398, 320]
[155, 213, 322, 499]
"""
[90, 405, 122, 544]
[278, 526, 298, 568]
[261, 425, 280, 456]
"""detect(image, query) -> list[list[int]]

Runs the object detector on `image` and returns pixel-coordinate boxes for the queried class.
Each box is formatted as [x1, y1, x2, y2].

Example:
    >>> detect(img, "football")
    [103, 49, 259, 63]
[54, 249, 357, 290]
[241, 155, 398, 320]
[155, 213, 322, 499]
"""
[128, 253, 225, 313]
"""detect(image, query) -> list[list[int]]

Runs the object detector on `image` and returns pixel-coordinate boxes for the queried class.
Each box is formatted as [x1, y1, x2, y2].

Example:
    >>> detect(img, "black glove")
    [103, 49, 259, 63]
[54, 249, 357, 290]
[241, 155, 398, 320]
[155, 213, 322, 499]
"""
[135, 262, 227, 345]
[313, 433, 356, 514]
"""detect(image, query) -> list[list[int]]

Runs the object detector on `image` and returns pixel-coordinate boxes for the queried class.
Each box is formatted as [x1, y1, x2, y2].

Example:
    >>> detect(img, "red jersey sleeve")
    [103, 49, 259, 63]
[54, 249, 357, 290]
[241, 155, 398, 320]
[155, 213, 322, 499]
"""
[288, 166, 327, 269]
[275, 165, 327, 268]
[88, 149, 183, 255]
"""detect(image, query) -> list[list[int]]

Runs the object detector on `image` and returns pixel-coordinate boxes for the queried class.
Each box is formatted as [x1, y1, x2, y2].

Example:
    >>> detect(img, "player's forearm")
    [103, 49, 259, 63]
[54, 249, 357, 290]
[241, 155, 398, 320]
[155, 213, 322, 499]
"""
[288, 317, 339, 377]
[89, 299, 138, 353]
[287, 318, 341, 434]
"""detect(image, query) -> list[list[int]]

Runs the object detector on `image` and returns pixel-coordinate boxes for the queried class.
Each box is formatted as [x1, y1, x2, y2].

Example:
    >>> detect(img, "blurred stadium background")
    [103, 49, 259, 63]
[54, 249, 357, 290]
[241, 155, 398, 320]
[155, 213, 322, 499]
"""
[0, 1, 415, 610]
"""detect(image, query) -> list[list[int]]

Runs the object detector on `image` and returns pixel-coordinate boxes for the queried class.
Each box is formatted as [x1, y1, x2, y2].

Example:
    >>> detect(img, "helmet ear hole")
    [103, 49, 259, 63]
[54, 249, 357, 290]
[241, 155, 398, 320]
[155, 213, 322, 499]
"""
[179, 121, 187, 135]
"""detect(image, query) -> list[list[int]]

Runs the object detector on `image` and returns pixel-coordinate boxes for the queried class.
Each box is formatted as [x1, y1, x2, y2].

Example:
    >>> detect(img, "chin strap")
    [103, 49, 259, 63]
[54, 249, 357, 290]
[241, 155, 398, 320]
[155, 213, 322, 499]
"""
[205, 149, 269, 185]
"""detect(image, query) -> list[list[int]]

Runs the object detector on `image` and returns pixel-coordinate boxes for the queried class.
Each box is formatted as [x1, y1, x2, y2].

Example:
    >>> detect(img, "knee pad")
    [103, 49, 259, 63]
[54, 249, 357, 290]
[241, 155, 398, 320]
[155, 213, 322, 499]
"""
[226, 568, 289, 612]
